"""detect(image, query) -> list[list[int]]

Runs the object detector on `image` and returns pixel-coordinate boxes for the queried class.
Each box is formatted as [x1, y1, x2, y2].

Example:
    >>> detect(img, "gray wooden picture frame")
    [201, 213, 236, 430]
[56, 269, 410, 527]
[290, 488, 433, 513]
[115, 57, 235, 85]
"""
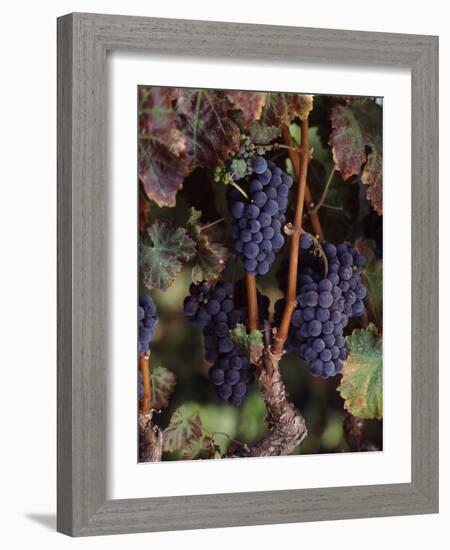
[57, 12, 439, 537]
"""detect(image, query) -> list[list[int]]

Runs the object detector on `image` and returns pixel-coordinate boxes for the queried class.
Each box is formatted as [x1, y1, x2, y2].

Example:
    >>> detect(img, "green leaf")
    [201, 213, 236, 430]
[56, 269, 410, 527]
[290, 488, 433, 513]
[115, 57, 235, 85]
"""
[151, 365, 176, 410]
[162, 404, 220, 459]
[248, 122, 281, 145]
[186, 208, 228, 285]
[329, 99, 383, 214]
[229, 324, 263, 364]
[337, 325, 383, 420]
[229, 323, 249, 349]
[363, 259, 383, 323]
[139, 222, 196, 291]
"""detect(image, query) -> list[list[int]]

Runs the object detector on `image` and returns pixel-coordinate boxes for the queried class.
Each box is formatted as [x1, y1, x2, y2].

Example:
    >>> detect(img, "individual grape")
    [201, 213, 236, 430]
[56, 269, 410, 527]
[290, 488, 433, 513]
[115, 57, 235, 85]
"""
[244, 241, 259, 259]
[252, 156, 268, 174]
[138, 294, 158, 354]
[245, 203, 260, 219]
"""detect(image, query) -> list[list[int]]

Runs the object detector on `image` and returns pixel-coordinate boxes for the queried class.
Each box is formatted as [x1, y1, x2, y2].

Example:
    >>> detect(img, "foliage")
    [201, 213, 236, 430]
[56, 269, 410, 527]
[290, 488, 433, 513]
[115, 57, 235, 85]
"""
[162, 404, 220, 459]
[186, 208, 228, 284]
[329, 99, 383, 214]
[151, 365, 176, 410]
[139, 222, 196, 291]
[338, 325, 383, 419]
[138, 87, 384, 462]
[229, 323, 264, 365]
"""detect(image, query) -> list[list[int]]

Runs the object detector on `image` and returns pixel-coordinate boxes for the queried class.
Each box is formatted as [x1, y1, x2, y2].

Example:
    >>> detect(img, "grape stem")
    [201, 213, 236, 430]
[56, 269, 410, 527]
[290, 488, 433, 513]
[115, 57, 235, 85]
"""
[138, 352, 163, 462]
[273, 120, 311, 354]
[230, 180, 249, 200]
[200, 217, 224, 231]
[245, 273, 259, 331]
[139, 351, 152, 414]
[309, 166, 336, 215]
[281, 126, 324, 241]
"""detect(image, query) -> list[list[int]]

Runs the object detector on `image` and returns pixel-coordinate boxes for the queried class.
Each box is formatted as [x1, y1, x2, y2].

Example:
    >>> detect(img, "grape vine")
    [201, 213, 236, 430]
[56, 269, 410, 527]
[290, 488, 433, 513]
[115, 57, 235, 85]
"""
[138, 88, 383, 462]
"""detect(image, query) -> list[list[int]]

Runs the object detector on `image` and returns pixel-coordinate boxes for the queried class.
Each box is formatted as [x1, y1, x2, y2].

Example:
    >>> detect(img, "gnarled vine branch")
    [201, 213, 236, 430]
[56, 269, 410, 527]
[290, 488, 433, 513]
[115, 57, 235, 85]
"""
[230, 347, 307, 457]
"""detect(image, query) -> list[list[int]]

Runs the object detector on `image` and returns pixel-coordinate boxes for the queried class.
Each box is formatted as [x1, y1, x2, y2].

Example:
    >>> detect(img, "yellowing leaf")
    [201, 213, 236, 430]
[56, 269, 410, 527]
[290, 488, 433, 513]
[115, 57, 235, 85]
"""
[337, 325, 382, 419]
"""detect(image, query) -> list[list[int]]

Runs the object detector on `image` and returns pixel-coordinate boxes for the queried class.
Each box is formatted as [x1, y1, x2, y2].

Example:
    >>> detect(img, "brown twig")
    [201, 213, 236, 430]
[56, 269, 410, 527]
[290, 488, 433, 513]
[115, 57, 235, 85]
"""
[281, 126, 324, 240]
[274, 121, 310, 354]
[200, 217, 224, 231]
[245, 273, 258, 331]
[139, 351, 152, 414]
[138, 352, 163, 462]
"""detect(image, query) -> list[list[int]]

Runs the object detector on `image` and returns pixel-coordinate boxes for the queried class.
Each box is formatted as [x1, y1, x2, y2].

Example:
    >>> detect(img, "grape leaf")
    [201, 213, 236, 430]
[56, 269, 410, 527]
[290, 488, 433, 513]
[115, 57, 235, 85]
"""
[248, 122, 281, 145]
[174, 89, 241, 168]
[329, 99, 383, 214]
[260, 93, 314, 127]
[225, 91, 267, 127]
[162, 405, 220, 459]
[139, 87, 190, 207]
[337, 325, 382, 419]
[229, 324, 264, 365]
[187, 208, 228, 285]
[139, 222, 196, 291]
[362, 258, 383, 323]
[151, 365, 176, 410]
[229, 323, 249, 349]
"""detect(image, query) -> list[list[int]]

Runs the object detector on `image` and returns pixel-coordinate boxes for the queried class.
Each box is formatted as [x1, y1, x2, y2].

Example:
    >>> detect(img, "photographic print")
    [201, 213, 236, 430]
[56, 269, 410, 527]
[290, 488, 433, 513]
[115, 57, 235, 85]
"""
[138, 87, 383, 462]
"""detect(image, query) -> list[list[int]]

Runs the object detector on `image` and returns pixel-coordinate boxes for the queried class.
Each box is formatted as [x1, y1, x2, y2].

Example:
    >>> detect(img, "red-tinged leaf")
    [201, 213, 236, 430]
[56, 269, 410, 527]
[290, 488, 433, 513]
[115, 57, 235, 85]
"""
[362, 142, 382, 215]
[225, 91, 267, 127]
[174, 89, 241, 168]
[260, 93, 313, 127]
[329, 105, 366, 180]
[151, 365, 176, 410]
[162, 405, 221, 459]
[139, 140, 190, 208]
[139, 222, 196, 291]
[139, 87, 190, 207]
[329, 100, 383, 214]
[162, 405, 204, 454]
[187, 208, 228, 285]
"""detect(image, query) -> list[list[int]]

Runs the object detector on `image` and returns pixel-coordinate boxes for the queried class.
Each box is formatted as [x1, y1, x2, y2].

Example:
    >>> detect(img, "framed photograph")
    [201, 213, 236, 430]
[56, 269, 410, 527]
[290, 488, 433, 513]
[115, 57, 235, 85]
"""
[57, 13, 438, 536]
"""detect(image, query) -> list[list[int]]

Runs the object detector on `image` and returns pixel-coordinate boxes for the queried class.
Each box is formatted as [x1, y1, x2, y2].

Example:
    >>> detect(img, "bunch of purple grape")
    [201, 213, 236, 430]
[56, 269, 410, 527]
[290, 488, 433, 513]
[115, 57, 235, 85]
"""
[275, 235, 367, 378]
[228, 157, 293, 276]
[138, 294, 158, 354]
[184, 281, 255, 405]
